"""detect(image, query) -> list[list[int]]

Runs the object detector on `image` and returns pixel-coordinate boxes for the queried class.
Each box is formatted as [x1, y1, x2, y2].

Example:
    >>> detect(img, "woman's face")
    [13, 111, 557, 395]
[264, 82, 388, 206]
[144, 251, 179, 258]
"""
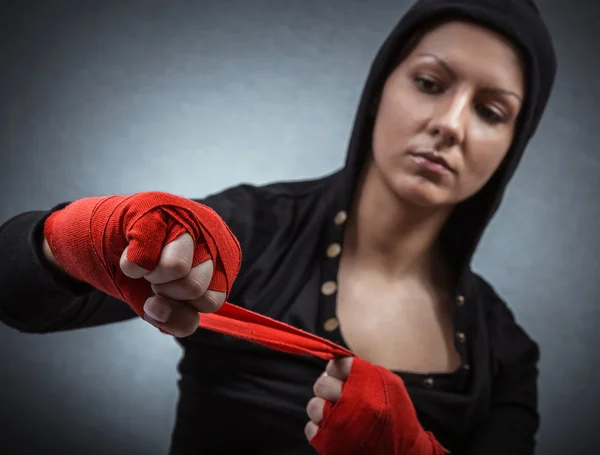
[371, 20, 525, 208]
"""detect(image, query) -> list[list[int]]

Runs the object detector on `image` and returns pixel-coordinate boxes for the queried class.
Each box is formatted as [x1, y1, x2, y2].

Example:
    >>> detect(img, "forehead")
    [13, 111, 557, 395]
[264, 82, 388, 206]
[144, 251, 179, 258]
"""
[413, 19, 523, 68]
[408, 19, 525, 89]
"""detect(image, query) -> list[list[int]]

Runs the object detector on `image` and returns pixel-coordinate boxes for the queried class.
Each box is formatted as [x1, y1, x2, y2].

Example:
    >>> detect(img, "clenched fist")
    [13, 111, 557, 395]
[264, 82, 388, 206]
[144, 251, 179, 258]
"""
[43, 192, 241, 338]
[121, 232, 226, 337]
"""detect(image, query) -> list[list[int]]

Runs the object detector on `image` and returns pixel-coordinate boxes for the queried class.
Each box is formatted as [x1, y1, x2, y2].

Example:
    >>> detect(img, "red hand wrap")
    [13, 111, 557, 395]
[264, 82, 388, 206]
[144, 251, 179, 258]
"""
[44, 192, 241, 319]
[311, 357, 449, 454]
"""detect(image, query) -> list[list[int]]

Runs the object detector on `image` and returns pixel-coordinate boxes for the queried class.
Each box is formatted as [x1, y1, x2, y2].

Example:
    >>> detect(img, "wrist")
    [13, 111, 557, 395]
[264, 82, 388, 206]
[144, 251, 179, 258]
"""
[42, 235, 65, 273]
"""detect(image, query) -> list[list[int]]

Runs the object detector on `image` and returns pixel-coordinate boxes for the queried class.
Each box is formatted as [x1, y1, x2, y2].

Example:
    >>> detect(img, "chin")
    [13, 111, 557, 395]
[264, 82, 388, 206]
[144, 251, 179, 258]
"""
[388, 175, 452, 209]
[369, 156, 456, 209]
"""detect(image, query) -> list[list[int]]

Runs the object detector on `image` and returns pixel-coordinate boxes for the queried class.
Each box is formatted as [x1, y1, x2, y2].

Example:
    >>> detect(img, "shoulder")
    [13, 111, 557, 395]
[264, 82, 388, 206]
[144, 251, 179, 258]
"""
[191, 173, 337, 258]
[195, 173, 336, 215]
[470, 273, 540, 370]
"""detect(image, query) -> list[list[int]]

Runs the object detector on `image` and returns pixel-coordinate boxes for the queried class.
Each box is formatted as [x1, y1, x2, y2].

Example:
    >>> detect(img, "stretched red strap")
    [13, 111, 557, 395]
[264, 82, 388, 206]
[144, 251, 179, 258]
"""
[199, 302, 353, 360]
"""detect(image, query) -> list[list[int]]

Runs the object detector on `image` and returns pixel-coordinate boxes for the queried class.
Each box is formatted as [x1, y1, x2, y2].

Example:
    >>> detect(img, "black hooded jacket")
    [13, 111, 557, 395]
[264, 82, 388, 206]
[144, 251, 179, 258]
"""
[0, 0, 556, 453]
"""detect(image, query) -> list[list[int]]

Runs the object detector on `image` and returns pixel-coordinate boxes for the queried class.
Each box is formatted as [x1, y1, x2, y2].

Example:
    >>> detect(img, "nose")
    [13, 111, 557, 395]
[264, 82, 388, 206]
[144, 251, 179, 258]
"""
[428, 91, 470, 149]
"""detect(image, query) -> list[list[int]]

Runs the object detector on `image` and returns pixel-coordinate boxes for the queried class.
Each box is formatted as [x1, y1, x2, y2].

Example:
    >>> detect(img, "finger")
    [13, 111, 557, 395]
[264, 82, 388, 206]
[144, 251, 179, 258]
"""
[304, 421, 319, 442]
[144, 233, 194, 284]
[187, 289, 226, 313]
[120, 245, 150, 279]
[325, 356, 353, 381]
[143, 295, 200, 338]
[313, 374, 343, 403]
[306, 396, 326, 424]
[124, 209, 169, 272]
[151, 259, 214, 301]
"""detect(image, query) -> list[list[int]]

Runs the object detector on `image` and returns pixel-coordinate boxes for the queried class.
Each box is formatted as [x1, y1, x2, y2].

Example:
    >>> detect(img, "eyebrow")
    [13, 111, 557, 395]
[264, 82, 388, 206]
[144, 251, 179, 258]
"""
[416, 52, 522, 101]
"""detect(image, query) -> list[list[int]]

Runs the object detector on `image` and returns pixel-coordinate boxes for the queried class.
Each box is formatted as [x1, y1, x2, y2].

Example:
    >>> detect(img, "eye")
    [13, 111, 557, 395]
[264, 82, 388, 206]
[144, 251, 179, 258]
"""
[413, 76, 445, 95]
[476, 104, 505, 124]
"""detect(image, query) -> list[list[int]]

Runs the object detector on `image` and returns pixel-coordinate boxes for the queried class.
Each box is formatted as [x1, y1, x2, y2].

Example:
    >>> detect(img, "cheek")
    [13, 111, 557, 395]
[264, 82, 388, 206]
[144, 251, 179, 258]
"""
[461, 141, 510, 196]
[372, 86, 427, 160]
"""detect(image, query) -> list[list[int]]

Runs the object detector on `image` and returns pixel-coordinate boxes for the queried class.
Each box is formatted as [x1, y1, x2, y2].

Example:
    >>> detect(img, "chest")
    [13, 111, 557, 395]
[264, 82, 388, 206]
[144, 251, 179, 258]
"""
[335, 265, 462, 374]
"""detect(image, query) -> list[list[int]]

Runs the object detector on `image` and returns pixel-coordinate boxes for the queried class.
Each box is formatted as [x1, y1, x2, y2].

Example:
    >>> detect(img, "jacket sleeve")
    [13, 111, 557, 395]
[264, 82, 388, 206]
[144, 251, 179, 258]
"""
[0, 185, 261, 334]
[464, 282, 541, 455]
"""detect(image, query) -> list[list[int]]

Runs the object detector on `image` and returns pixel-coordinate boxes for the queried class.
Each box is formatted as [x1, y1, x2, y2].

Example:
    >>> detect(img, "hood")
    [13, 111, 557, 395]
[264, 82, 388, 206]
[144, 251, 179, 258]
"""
[336, 0, 557, 274]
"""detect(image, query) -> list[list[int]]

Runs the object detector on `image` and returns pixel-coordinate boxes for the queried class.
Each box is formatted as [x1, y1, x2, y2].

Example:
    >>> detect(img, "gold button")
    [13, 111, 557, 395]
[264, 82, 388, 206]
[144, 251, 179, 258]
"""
[457, 295, 465, 305]
[423, 377, 434, 388]
[321, 281, 338, 296]
[326, 243, 342, 258]
[334, 211, 347, 226]
[323, 317, 339, 332]
[456, 332, 466, 342]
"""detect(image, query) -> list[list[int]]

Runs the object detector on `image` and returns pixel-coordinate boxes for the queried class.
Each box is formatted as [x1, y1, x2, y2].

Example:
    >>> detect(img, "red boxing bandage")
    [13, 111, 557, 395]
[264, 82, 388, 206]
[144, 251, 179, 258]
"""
[311, 357, 449, 454]
[43, 192, 241, 318]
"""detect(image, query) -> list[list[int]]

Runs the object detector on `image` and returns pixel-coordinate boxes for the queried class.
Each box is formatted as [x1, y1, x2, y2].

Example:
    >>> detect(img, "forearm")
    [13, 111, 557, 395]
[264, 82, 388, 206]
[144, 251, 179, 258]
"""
[0, 206, 136, 333]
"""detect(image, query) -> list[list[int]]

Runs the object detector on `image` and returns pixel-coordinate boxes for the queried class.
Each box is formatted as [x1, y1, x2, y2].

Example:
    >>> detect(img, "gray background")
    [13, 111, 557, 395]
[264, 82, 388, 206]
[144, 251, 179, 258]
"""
[0, 1, 598, 454]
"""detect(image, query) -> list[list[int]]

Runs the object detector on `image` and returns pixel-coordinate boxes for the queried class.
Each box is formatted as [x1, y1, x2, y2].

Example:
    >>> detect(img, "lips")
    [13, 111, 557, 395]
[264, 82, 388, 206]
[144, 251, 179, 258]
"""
[408, 150, 453, 173]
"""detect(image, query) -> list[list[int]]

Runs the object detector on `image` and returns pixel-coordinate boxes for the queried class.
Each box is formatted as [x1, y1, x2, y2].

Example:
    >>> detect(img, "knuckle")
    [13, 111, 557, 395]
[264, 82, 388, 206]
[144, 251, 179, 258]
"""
[314, 375, 337, 399]
[162, 256, 190, 277]
[200, 294, 220, 313]
[306, 397, 323, 424]
[340, 358, 353, 377]
[304, 421, 318, 441]
[304, 421, 312, 439]
[191, 290, 225, 313]
[119, 259, 132, 276]
[306, 397, 319, 415]
[205, 291, 225, 310]
[120, 255, 146, 279]
[183, 260, 213, 298]
[193, 259, 215, 284]
[325, 360, 336, 376]
[186, 276, 208, 299]
[313, 377, 325, 397]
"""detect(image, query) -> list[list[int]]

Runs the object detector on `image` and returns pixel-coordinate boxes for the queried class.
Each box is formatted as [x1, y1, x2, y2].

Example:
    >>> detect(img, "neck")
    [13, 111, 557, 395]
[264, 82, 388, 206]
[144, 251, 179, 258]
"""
[344, 160, 455, 280]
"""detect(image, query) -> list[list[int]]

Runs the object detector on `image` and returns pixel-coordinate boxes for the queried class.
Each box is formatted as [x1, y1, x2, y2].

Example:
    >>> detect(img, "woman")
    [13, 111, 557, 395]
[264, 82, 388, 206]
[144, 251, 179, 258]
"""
[0, 0, 557, 453]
